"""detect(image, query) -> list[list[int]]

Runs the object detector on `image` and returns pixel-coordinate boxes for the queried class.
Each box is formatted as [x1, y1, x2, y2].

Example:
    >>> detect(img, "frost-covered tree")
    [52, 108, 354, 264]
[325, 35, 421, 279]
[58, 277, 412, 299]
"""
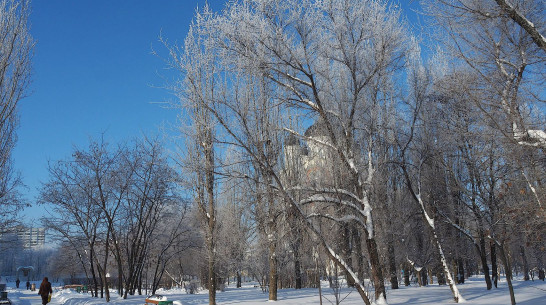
[398, 42, 464, 303]
[0, 0, 33, 237]
[419, 2, 545, 303]
[167, 1, 412, 303]
[422, 0, 546, 150]
[215, 165, 253, 289]
[168, 10, 222, 302]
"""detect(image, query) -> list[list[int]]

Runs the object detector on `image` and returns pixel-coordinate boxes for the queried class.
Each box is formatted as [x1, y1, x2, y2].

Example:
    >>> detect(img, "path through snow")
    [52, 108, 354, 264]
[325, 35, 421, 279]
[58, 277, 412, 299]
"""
[1, 276, 545, 304]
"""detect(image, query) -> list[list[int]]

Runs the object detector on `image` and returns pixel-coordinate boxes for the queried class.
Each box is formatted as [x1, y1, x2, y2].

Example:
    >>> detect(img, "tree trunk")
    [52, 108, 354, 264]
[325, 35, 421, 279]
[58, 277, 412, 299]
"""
[520, 245, 530, 281]
[96, 251, 110, 301]
[491, 241, 498, 288]
[421, 201, 462, 301]
[477, 237, 492, 289]
[498, 243, 516, 305]
[98, 271, 104, 299]
[102, 231, 111, 302]
[366, 238, 386, 300]
[404, 263, 410, 286]
[268, 223, 278, 300]
[437, 264, 446, 285]
[473, 214, 492, 289]
[294, 258, 302, 289]
[89, 248, 99, 298]
[120, 255, 126, 298]
[402, 164, 462, 302]
[237, 271, 242, 288]
[420, 267, 428, 286]
[266, 171, 278, 301]
[268, 240, 278, 300]
[342, 224, 355, 287]
[353, 228, 365, 284]
[208, 255, 216, 304]
[353, 168, 385, 301]
[204, 126, 217, 305]
[457, 258, 465, 284]
[388, 240, 399, 289]
[137, 272, 142, 295]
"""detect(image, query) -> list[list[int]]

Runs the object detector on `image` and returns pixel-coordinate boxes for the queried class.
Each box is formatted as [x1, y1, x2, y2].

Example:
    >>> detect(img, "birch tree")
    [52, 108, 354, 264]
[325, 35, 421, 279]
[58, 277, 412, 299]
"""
[398, 41, 464, 303]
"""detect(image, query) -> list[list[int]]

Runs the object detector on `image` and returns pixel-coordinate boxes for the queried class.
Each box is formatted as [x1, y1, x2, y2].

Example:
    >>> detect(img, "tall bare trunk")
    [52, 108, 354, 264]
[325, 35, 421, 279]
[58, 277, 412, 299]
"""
[89, 247, 99, 298]
[353, 229, 365, 284]
[267, 178, 278, 301]
[476, 214, 492, 289]
[342, 224, 355, 287]
[520, 245, 530, 281]
[268, 238, 278, 301]
[404, 263, 410, 286]
[476, 241, 491, 289]
[498, 243, 516, 305]
[366, 238, 385, 300]
[388, 237, 399, 289]
[457, 258, 465, 284]
[206, 147, 216, 305]
[99, 230, 111, 302]
[294, 252, 302, 289]
[355, 182, 385, 300]
[491, 241, 498, 288]
[403, 162, 462, 302]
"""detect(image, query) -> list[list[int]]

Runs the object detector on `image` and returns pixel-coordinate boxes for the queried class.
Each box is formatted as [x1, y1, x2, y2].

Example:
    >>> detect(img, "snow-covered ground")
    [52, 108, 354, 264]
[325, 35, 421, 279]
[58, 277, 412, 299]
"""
[1, 276, 545, 304]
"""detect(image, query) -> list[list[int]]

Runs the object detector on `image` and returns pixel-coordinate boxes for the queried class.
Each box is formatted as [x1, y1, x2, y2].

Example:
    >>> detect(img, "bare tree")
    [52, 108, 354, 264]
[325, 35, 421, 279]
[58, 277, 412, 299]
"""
[0, 0, 33, 236]
[494, 0, 546, 52]
[115, 138, 181, 298]
[423, 0, 546, 53]
[40, 139, 116, 301]
[166, 1, 412, 304]
[215, 163, 253, 289]
[41, 137, 182, 300]
[144, 198, 194, 295]
[421, 0, 546, 150]
[169, 10, 221, 303]
[397, 41, 465, 303]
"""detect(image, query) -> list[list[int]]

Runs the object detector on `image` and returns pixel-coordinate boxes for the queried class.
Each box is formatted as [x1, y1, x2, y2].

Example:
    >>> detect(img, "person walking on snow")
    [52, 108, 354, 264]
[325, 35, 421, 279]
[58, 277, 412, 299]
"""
[38, 277, 52, 305]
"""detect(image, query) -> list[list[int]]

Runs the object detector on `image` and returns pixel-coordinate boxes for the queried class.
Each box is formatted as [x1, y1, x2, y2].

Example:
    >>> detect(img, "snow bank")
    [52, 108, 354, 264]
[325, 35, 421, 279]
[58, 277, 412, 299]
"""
[1, 277, 545, 304]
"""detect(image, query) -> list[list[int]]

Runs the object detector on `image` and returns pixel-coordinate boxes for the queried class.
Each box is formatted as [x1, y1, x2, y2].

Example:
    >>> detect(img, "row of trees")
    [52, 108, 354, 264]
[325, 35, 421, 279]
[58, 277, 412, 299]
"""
[165, 1, 545, 305]
[0, 1, 544, 305]
[39, 138, 194, 301]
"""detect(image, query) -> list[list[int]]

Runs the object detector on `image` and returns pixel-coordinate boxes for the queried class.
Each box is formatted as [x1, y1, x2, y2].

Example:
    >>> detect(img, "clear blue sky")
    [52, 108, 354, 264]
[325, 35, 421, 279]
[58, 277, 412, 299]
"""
[14, 0, 225, 222]
[14, 0, 421, 223]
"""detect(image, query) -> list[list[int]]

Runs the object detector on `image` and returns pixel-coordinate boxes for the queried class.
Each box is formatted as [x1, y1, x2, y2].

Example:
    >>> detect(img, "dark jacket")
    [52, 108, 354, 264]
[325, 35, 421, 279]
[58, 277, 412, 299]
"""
[38, 278, 52, 297]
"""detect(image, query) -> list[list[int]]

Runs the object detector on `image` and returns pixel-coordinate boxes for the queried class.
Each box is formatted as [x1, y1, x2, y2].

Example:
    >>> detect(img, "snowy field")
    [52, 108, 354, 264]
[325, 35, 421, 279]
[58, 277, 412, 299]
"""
[2, 276, 545, 305]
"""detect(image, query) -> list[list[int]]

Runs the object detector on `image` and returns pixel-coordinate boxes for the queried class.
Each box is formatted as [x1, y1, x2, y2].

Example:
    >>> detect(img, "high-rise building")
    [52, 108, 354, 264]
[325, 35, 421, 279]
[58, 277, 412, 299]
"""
[17, 227, 45, 249]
